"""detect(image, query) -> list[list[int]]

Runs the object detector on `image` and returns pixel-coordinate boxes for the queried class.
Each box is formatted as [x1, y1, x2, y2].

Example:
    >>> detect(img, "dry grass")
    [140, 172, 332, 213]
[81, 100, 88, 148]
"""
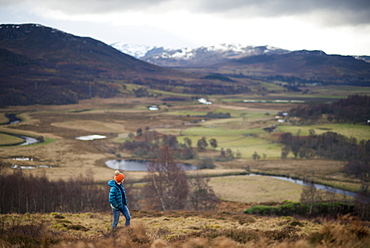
[1, 210, 369, 248]
[51, 120, 127, 133]
[0, 133, 24, 145]
[209, 175, 304, 203]
[0, 113, 8, 124]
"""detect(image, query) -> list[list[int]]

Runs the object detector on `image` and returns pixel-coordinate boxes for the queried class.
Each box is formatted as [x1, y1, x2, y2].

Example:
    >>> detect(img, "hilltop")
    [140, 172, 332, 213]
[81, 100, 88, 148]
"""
[0, 24, 206, 106]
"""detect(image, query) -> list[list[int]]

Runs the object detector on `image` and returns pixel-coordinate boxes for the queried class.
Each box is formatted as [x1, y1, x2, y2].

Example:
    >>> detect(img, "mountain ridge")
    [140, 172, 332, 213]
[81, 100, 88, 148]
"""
[111, 42, 291, 67]
[0, 24, 253, 106]
[0, 24, 192, 106]
[112, 42, 370, 85]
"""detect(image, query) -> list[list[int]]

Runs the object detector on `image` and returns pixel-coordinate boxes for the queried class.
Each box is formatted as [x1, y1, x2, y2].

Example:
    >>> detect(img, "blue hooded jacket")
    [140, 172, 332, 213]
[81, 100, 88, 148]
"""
[108, 180, 128, 210]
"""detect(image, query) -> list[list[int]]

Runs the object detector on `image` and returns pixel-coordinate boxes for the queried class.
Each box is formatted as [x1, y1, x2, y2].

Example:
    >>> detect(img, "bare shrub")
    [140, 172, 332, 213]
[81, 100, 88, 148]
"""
[308, 215, 370, 247]
[187, 173, 220, 211]
[142, 145, 189, 211]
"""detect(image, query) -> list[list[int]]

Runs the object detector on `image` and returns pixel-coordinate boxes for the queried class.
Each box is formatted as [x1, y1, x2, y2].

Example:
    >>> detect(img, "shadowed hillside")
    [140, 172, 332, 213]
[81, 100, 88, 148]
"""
[0, 24, 211, 106]
[203, 50, 370, 85]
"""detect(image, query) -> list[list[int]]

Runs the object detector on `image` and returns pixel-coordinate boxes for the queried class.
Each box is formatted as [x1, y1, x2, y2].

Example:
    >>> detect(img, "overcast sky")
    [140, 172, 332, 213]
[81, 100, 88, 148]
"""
[1, 0, 370, 55]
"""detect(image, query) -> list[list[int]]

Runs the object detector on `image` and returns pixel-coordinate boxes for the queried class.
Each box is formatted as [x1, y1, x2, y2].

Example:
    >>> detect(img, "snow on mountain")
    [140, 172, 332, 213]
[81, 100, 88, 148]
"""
[111, 43, 290, 67]
[110, 42, 155, 58]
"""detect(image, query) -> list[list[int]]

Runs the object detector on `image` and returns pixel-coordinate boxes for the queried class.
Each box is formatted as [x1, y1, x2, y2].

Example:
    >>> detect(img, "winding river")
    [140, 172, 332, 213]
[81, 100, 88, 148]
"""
[248, 174, 357, 198]
[105, 159, 357, 198]
[1, 114, 40, 146]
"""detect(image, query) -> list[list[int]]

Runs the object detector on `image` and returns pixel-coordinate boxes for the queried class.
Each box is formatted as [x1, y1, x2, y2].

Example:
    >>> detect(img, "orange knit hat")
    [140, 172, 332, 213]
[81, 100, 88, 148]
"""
[114, 170, 125, 182]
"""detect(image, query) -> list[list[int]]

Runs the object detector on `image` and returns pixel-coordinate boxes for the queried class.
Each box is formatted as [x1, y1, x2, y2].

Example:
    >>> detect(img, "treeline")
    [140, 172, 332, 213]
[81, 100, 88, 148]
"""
[122, 129, 239, 167]
[121, 131, 198, 160]
[280, 130, 370, 161]
[0, 171, 109, 213]
[280, 130, 370, 182]
[132, 78, 251, 95]
[0, 79, 121, 107]
[289, 94, 370, 123]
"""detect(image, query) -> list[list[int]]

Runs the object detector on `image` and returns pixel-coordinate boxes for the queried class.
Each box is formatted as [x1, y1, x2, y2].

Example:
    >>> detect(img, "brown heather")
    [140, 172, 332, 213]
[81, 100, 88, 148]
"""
[0, 211, 369, 248]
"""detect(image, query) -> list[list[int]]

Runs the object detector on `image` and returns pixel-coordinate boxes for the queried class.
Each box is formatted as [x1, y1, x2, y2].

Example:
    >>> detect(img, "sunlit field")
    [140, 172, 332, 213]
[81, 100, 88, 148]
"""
[277, 123, 370, 141]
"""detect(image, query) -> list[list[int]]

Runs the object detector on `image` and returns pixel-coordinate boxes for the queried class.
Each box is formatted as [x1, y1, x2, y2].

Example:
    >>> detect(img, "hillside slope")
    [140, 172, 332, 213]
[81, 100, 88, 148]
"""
[0, 24, 192, 106]
[198, 50, 370, 85]
[113, 43, 370, 86]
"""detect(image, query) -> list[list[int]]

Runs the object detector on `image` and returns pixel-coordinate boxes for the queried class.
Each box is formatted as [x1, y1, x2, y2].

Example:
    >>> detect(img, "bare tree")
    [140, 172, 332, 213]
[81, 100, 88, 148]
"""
[300, 182, 322, 215]
[142, 145, 189, 210]
[188, 173, 220, 211]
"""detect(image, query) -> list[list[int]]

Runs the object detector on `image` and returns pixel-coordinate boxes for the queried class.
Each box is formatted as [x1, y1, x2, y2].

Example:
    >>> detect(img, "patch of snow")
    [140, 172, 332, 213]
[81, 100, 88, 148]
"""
[38, 165, 52, 168]
[148, 105, 159, 110]
[110, 43, 154, 58]
[76, 135, 106, 141]
[11, 165, 36, 169]
[198, 98, 212, 105]
[13, 157, 33, 161]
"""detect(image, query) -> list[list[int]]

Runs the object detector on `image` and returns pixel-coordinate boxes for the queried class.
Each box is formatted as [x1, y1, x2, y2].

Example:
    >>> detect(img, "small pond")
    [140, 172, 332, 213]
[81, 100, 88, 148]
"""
[76, 135, 106, 141]
[105, 159, 197, 171]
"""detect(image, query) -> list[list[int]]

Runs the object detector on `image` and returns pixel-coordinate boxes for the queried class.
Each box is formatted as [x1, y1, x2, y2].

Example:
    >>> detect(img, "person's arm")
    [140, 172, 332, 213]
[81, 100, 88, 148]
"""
[109, 188, 119, 209]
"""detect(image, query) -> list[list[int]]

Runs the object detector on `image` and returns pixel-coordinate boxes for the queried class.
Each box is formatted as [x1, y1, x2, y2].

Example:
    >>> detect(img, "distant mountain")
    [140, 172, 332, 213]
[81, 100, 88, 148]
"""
[111, 43, 290, 67]
[113, 42, 370, 86]
[0, 24, 253, 106]
[1, 24, 369, 107]
[205, 50, 370, 85]
[110, 43, 155, 58]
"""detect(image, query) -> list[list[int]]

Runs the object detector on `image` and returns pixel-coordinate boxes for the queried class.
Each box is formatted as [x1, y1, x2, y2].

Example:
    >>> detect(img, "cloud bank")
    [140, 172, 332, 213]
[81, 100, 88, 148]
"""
[1, 0, 370, 26]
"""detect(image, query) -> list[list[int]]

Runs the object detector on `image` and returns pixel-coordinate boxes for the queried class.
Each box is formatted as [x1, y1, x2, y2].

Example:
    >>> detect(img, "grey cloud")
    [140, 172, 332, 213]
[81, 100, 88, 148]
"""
[1, 0, 369, 25]
[0, 0, 171, 14]
[194, 0, 370, 25]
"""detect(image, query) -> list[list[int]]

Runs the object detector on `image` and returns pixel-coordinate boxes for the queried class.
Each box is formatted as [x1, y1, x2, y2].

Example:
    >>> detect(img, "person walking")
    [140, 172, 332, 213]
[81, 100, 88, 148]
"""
[108, 170, 131, 229]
